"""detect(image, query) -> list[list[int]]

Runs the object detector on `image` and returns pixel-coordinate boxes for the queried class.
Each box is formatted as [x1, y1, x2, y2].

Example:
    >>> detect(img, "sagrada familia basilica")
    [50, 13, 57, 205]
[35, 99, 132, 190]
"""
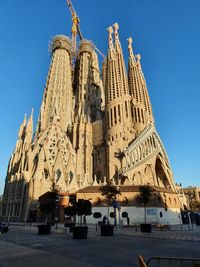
[1, 20, 182, 224]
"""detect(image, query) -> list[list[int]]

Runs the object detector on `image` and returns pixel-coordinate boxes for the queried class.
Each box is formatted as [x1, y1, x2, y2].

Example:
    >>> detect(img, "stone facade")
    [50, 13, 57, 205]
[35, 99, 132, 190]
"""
[183, 186, 200, 208]
[1, 24, 181, 224]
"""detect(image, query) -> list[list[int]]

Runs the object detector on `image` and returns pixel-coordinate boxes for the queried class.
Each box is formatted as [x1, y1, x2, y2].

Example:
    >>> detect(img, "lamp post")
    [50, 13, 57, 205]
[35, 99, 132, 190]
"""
[116, 185, 121, 229]
[187, 190, 194, 228]
[55, 195, 60, 229]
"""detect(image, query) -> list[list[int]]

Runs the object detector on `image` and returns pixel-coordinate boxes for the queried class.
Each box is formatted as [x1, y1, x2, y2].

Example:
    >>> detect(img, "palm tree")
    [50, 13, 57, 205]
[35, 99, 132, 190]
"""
[100, 182, 120, 221]
[138, 185, 154, 224]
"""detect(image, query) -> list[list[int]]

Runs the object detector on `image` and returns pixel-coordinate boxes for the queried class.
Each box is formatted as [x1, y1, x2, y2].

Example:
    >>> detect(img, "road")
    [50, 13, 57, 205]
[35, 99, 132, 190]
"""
[0, 225, 200, 267]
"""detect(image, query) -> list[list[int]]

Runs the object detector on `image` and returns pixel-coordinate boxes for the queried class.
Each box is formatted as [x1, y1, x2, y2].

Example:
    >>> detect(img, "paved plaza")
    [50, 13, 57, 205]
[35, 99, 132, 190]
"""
[0, 224, 200, 267]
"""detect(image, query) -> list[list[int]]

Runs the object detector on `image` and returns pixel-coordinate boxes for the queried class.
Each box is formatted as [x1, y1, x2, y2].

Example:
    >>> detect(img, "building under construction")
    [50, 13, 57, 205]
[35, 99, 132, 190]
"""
[1, 1, 182, 225]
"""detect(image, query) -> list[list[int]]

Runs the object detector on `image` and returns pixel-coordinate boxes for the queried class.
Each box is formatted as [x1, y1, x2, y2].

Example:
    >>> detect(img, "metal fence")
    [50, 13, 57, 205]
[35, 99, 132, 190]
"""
[138, 256, 200, 267]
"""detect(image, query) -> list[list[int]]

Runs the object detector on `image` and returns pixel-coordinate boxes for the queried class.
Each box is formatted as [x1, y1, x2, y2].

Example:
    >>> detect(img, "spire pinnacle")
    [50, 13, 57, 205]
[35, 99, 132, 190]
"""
[136, 54, 142, 71]
[113, 22, 120, 43]
[23, 113, 27, 126]
[26, 108, 33, 134]
[31, 108, 34, 117]
[127, 37, 134, 58]
[107, 26, 114, 50]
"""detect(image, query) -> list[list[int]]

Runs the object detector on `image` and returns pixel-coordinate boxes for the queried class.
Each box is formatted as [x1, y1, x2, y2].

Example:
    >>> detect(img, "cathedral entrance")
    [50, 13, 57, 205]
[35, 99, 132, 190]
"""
[155, 156, 171, 189]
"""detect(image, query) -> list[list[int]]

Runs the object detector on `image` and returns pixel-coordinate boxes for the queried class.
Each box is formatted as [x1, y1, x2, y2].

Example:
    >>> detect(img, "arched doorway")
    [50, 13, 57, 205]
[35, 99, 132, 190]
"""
[155, 156, 171, 189]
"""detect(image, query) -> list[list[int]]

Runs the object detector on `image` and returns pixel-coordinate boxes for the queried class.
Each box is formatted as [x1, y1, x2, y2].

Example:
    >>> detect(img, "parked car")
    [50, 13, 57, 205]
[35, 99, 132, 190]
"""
[0, 223, 9, 234]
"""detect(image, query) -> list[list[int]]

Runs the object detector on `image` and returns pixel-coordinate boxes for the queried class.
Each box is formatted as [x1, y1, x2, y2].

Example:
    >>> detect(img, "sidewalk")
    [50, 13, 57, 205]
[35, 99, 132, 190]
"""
[6, 222, 200, 240]
[0, 240, 96, 267]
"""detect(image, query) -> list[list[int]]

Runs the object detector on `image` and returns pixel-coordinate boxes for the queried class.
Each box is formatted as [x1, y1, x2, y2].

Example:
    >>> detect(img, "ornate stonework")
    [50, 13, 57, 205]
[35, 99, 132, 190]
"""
[1, 26, 181, 223]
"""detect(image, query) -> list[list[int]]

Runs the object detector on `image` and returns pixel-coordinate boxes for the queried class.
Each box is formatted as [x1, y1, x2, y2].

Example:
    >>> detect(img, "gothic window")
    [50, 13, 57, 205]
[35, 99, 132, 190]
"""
[44, 169, 49, 179]
[125, 101, 128, 117]
[153, 137, 156, 149]
[114, 106, 117, 124]
[56, 169, 61, 182]
[137, 108, 140, 123]
[134, 107, 137, 122]
[141, 109, 144, 123]
[118, 105, 121, 123]
[131, 106, 134, 121]
[110, 109, 113, 127]
[69, 171, 73, 183]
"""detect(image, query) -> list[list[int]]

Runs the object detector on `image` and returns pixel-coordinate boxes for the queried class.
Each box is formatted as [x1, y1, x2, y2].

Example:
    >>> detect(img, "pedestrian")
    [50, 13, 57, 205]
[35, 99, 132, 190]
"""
[103, 215, 108, 225]
[83, 215, 86, 224]
[127, 216, 130, 226]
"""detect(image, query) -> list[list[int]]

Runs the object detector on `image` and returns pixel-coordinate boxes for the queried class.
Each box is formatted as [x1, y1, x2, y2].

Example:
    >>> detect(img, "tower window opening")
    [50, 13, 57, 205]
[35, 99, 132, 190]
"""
[131, 106, 134, 120]
[110, 109, 113, 127]
[137, 108, 140, 123]
[152, 137, 156, 149]
[114, 106, 117, 124]
[118, 105, 121, 123]
[141, 109, 144, 123]
[125, 101, 128, 117]
[134, 108, 137, 122]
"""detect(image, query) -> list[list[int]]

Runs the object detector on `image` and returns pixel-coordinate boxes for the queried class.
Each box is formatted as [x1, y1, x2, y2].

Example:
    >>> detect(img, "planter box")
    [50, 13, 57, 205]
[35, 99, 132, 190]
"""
[101, 224, 114, 236]
[73, 226, 88, 239]
[38, 224, 51, 235]
[140, 224, 152, 233]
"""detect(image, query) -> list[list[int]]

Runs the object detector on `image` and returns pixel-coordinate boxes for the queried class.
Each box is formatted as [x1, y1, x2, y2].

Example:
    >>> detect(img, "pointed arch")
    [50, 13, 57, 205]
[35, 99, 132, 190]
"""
[155, 154, 173, 190]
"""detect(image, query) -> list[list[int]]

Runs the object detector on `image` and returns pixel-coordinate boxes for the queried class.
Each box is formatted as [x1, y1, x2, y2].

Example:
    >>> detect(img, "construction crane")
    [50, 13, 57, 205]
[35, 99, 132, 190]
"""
[66, 0, 105, 59]
[66, 0, 82, 56]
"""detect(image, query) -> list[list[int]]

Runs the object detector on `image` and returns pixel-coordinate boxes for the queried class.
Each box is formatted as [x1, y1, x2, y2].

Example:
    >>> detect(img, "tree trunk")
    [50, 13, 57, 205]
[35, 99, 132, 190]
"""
[107, 204, 110, 220]
[144, 206, 147, 224]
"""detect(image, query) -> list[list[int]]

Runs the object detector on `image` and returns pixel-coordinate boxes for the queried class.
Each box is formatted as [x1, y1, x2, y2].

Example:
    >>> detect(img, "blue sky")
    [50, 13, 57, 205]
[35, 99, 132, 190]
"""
[0, 0, 200, 194]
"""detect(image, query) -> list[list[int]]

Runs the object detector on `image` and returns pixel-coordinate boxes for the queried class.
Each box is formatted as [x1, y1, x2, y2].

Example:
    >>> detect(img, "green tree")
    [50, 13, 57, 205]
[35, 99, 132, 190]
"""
[138, 185, 154, 224]
[190, 201, 200, 212]
[64, 199, 92, 225]
[39, 192, 57, 214]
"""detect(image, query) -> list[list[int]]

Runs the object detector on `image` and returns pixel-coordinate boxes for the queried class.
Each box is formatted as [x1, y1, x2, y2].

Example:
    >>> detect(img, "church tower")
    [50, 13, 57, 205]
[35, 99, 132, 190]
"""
[37, 36, 73, 134]
[105, 24, 135, 180]
[73, 40, 106, 186]
[1, 112, 33, 222]
[127, 37, 154, 134]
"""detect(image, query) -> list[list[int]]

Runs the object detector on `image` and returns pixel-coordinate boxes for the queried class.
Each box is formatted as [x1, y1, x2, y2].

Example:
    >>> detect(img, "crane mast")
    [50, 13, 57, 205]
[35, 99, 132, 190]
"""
[66, 0, 82, 57]
[66, 0, 105, 59]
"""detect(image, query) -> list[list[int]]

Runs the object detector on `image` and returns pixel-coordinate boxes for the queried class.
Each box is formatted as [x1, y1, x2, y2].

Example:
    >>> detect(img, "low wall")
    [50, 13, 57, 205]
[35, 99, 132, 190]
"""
[84, 206, 181, 225]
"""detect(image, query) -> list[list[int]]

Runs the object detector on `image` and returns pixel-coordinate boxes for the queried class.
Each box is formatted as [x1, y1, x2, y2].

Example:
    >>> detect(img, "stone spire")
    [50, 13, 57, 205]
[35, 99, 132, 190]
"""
[26, 108, 33, 134]
[24, 109, 33, 149]
[73, 40, 106, 186]
[105, 24, 135, 180]
[135, 54, 154, 124]
[108, 26, 114, 50]
[18, 114, 26, 139]
[128, 38, 154, 134]
[37, 35, 73, 134]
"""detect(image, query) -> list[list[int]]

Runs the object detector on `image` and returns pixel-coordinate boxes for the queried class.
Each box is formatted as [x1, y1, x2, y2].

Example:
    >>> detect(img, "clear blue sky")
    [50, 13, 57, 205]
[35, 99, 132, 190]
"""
[0, 0, 200, 194]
